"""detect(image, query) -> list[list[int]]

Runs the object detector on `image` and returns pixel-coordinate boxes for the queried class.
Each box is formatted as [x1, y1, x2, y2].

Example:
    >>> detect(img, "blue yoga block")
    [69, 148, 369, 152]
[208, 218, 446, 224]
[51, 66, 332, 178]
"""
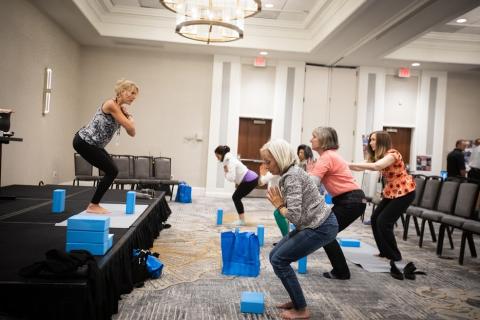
[66, 229, 109, 244]
[67, 215, 110, 231]
[52, 189, 66, 213]
[66, 234, 113, 255]
[240, 292, 264, 314]
[339, 238, 361, 247]
[325, 193, 332, 204]
[257, 225, 264, 247]
[126, 191, 136, 214]
[216, 208, 223, 225]
[298, 256, 307, 274]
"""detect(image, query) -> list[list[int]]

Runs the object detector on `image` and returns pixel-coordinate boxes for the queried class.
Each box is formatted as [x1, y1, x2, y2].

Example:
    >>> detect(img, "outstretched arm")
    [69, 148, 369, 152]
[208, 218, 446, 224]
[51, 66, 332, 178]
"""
[349, 154, 395, 171]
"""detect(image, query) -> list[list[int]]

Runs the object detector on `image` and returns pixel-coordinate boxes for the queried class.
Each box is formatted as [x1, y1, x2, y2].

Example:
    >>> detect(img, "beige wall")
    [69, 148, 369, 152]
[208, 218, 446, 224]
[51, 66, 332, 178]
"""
[443, 72, 480, 169]
[0, 0, 81, 186]
[79, 47, 212, 187]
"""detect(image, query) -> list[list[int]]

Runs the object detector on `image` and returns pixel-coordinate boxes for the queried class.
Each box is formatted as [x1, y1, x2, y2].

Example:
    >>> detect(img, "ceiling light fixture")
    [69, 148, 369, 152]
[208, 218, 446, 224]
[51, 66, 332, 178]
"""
[456, 18, 467, 23]
[160, 0, 261, 44]
[265, 3, 274, 8]
[411, 62, 421, 67]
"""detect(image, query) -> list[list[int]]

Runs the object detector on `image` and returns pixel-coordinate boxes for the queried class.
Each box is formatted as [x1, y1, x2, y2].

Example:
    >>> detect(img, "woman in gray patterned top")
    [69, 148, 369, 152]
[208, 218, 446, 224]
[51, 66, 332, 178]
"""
[260, 139, 338, 320]
[73, 79, 138, 214]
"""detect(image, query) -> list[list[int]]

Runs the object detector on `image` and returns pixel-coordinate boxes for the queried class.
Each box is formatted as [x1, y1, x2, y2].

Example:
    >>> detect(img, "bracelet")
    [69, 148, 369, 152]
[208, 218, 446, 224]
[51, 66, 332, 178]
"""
[277, 204, 286, 211]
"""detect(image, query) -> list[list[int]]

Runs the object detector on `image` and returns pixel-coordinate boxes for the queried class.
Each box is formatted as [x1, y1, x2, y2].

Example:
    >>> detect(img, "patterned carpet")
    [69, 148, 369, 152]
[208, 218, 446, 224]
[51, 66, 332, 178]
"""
[113, 195, 480, 320]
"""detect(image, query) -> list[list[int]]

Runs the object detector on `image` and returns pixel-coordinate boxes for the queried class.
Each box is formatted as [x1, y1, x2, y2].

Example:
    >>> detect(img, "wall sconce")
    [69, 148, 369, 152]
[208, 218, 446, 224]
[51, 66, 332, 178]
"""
[43, 67, 52, 115]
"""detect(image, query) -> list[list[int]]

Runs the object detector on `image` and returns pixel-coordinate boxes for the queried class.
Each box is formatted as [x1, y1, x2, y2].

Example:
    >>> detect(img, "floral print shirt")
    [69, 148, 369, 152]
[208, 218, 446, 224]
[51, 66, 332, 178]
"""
[381, 149, 416, 199]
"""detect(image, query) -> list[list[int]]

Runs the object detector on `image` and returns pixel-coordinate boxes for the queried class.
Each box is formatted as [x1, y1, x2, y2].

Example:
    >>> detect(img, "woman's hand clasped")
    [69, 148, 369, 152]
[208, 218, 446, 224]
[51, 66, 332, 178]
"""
[267, 186, 285, 210]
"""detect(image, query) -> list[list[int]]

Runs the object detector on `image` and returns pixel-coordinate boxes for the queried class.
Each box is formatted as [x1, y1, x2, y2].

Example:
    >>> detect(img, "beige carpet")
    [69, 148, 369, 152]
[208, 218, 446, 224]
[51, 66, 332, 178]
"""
[113, 195, 480, 320]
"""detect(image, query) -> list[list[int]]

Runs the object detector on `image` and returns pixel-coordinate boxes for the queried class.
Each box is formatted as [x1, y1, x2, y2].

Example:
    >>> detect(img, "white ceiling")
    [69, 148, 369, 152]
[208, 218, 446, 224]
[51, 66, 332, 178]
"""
[30, 0, 480, 72]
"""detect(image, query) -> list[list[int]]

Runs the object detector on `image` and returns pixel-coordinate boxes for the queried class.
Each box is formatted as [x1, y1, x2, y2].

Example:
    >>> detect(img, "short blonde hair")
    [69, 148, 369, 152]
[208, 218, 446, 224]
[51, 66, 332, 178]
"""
[114, 79, 139, 96]
[260, 139, 297, 174]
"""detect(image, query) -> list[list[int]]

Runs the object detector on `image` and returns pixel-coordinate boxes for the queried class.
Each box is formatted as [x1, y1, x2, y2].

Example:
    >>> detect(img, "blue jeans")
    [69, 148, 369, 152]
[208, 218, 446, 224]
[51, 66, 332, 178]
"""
[269, 213, 338, 310]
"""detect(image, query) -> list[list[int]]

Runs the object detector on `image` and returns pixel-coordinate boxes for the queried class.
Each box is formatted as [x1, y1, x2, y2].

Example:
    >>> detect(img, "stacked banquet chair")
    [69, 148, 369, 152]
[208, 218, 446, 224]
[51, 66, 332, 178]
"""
[435, 182, 479, 264]
[73, 153, 100, 186]
[95, 155, 181, 200]
[417, 179, 460, 248]
[112, 155, 138, 190]
[148, 157, 180, 201]
[403, 175, 438, 243]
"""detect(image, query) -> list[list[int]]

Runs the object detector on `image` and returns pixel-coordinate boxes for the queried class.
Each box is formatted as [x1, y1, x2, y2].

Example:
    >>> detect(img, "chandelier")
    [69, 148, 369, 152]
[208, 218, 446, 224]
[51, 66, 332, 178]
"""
[160, 0, 262, 44]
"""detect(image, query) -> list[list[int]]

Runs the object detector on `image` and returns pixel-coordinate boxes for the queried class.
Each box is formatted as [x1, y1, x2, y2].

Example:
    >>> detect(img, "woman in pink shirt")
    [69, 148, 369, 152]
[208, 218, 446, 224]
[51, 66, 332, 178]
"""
[310, 127, 367, 280]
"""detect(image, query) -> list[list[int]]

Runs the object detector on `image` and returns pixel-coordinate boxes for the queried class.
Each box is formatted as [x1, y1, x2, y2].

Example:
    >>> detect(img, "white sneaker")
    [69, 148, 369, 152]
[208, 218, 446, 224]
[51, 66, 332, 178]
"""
[233, 220, 246, 226]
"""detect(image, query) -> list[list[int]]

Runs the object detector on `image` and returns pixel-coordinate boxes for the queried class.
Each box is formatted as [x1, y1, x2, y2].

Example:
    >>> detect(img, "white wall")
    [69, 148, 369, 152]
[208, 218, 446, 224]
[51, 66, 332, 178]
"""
[79, 47, 213, 187]
[444, 72, 480, 168]
[384, 75, 418, 126]
[0, 0, 81, 186]
[240, 65, 275, 118]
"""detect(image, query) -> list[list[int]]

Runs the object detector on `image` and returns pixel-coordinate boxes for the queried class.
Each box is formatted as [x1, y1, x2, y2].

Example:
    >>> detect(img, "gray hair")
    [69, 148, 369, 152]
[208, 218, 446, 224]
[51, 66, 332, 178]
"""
[114, 79, 139, 96]
[261, 139, 297, 173]
[312, 127, 339, 150]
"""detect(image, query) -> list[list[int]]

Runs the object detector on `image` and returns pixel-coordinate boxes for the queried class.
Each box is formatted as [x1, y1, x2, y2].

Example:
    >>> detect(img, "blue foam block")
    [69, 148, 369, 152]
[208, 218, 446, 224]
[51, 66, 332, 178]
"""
[126, 191, 136, 214]
[325, 193, 332, 204]
[66, 230, 109, 244]
[240, 292, 264, 314]
[108, 233, 113, 248]
[257, 225, 264, 247]
[67, 215, 110, 231]
[66, 235, 113, 255]
[298, 256, 307, 274]
[339, 238, 361, 247]
[52, 189, 66, 213]
[216, 208, 223, 225]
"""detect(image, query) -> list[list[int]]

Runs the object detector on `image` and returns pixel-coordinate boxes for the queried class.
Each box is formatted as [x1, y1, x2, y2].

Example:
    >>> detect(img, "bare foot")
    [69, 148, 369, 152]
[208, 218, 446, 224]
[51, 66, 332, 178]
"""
[277, 301, 294, 309]
[280, 308, 311, 319]
[86, 203, 110, 214]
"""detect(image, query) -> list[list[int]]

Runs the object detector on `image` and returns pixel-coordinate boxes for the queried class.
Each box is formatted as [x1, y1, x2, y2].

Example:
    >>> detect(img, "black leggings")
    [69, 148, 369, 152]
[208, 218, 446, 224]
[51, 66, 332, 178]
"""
[73, 133, 118, 204]
[323, 189, 366, 277]
[372, 191, 416, 261]
[232, 177, 259, 214]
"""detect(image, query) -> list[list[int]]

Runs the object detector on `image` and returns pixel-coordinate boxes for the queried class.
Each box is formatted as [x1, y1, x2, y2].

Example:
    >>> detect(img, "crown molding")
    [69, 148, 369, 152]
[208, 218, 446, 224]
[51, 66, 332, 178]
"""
[72, 0, 366, 53]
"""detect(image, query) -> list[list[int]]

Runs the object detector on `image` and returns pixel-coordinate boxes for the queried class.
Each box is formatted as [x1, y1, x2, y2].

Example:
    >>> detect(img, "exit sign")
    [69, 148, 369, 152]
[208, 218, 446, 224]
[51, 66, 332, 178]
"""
[398, 67, 411, 78]
[254, 56, 266, 67]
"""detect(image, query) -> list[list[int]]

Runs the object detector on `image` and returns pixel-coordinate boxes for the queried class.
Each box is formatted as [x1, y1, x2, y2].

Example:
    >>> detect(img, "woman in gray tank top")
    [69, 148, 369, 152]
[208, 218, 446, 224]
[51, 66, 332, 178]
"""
[73, 79, 138, 214]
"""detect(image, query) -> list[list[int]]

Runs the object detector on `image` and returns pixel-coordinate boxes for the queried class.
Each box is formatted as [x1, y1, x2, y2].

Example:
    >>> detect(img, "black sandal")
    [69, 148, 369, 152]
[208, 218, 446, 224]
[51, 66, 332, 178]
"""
[403, 262, 426, 280]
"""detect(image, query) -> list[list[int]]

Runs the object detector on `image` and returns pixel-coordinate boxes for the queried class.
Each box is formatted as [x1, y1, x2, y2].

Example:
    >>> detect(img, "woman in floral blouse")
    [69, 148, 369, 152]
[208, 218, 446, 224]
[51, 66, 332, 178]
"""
[349, 131, 415, 262]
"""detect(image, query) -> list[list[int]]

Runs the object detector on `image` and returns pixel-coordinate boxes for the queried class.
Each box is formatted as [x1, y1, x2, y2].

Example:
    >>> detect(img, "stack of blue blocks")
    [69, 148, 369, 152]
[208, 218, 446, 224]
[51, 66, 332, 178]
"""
[66, 215, 113, 255]
[240, 291, 264, 314]
[338, 238, 361, 247]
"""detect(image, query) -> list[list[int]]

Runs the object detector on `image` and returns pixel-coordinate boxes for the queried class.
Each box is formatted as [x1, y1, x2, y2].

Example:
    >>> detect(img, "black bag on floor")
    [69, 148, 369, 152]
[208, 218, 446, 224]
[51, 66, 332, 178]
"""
[131, 249, 162, 287]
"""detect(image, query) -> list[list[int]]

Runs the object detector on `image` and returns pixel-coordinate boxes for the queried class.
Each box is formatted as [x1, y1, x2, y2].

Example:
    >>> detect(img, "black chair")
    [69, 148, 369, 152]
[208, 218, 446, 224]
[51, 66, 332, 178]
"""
[112, 155, 137, 189]
[149, 157, 180, 200]
[73, 153, 99, 186]
[436, 182, 479, 263]
[418, 180, 459, 247]
[403, 175, 434, 240]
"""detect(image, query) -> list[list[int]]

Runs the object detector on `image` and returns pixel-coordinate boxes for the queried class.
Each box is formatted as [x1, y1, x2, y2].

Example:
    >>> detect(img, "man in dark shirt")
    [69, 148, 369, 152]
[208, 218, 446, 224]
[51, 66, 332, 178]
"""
[447, 139, 466, 178]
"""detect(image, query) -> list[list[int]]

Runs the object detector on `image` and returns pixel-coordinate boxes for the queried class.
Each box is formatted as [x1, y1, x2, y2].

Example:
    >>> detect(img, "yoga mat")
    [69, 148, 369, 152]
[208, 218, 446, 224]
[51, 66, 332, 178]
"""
[342, 240, 406, 272]
[55, 203, 148, 228]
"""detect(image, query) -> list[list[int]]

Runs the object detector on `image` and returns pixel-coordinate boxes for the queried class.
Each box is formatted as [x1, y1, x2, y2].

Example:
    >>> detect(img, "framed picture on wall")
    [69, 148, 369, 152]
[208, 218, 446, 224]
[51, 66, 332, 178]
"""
[416, 155, 432, 171]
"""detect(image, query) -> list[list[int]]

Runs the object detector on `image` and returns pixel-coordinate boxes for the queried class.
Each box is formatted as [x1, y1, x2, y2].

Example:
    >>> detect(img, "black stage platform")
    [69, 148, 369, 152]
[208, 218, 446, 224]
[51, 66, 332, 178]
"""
[0, 184, 171, 319]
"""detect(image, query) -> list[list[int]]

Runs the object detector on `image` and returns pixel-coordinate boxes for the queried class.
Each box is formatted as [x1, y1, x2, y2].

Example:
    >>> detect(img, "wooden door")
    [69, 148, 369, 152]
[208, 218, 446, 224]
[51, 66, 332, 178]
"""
[383, 127, 412, 168]
[238, 117, 272, 183]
